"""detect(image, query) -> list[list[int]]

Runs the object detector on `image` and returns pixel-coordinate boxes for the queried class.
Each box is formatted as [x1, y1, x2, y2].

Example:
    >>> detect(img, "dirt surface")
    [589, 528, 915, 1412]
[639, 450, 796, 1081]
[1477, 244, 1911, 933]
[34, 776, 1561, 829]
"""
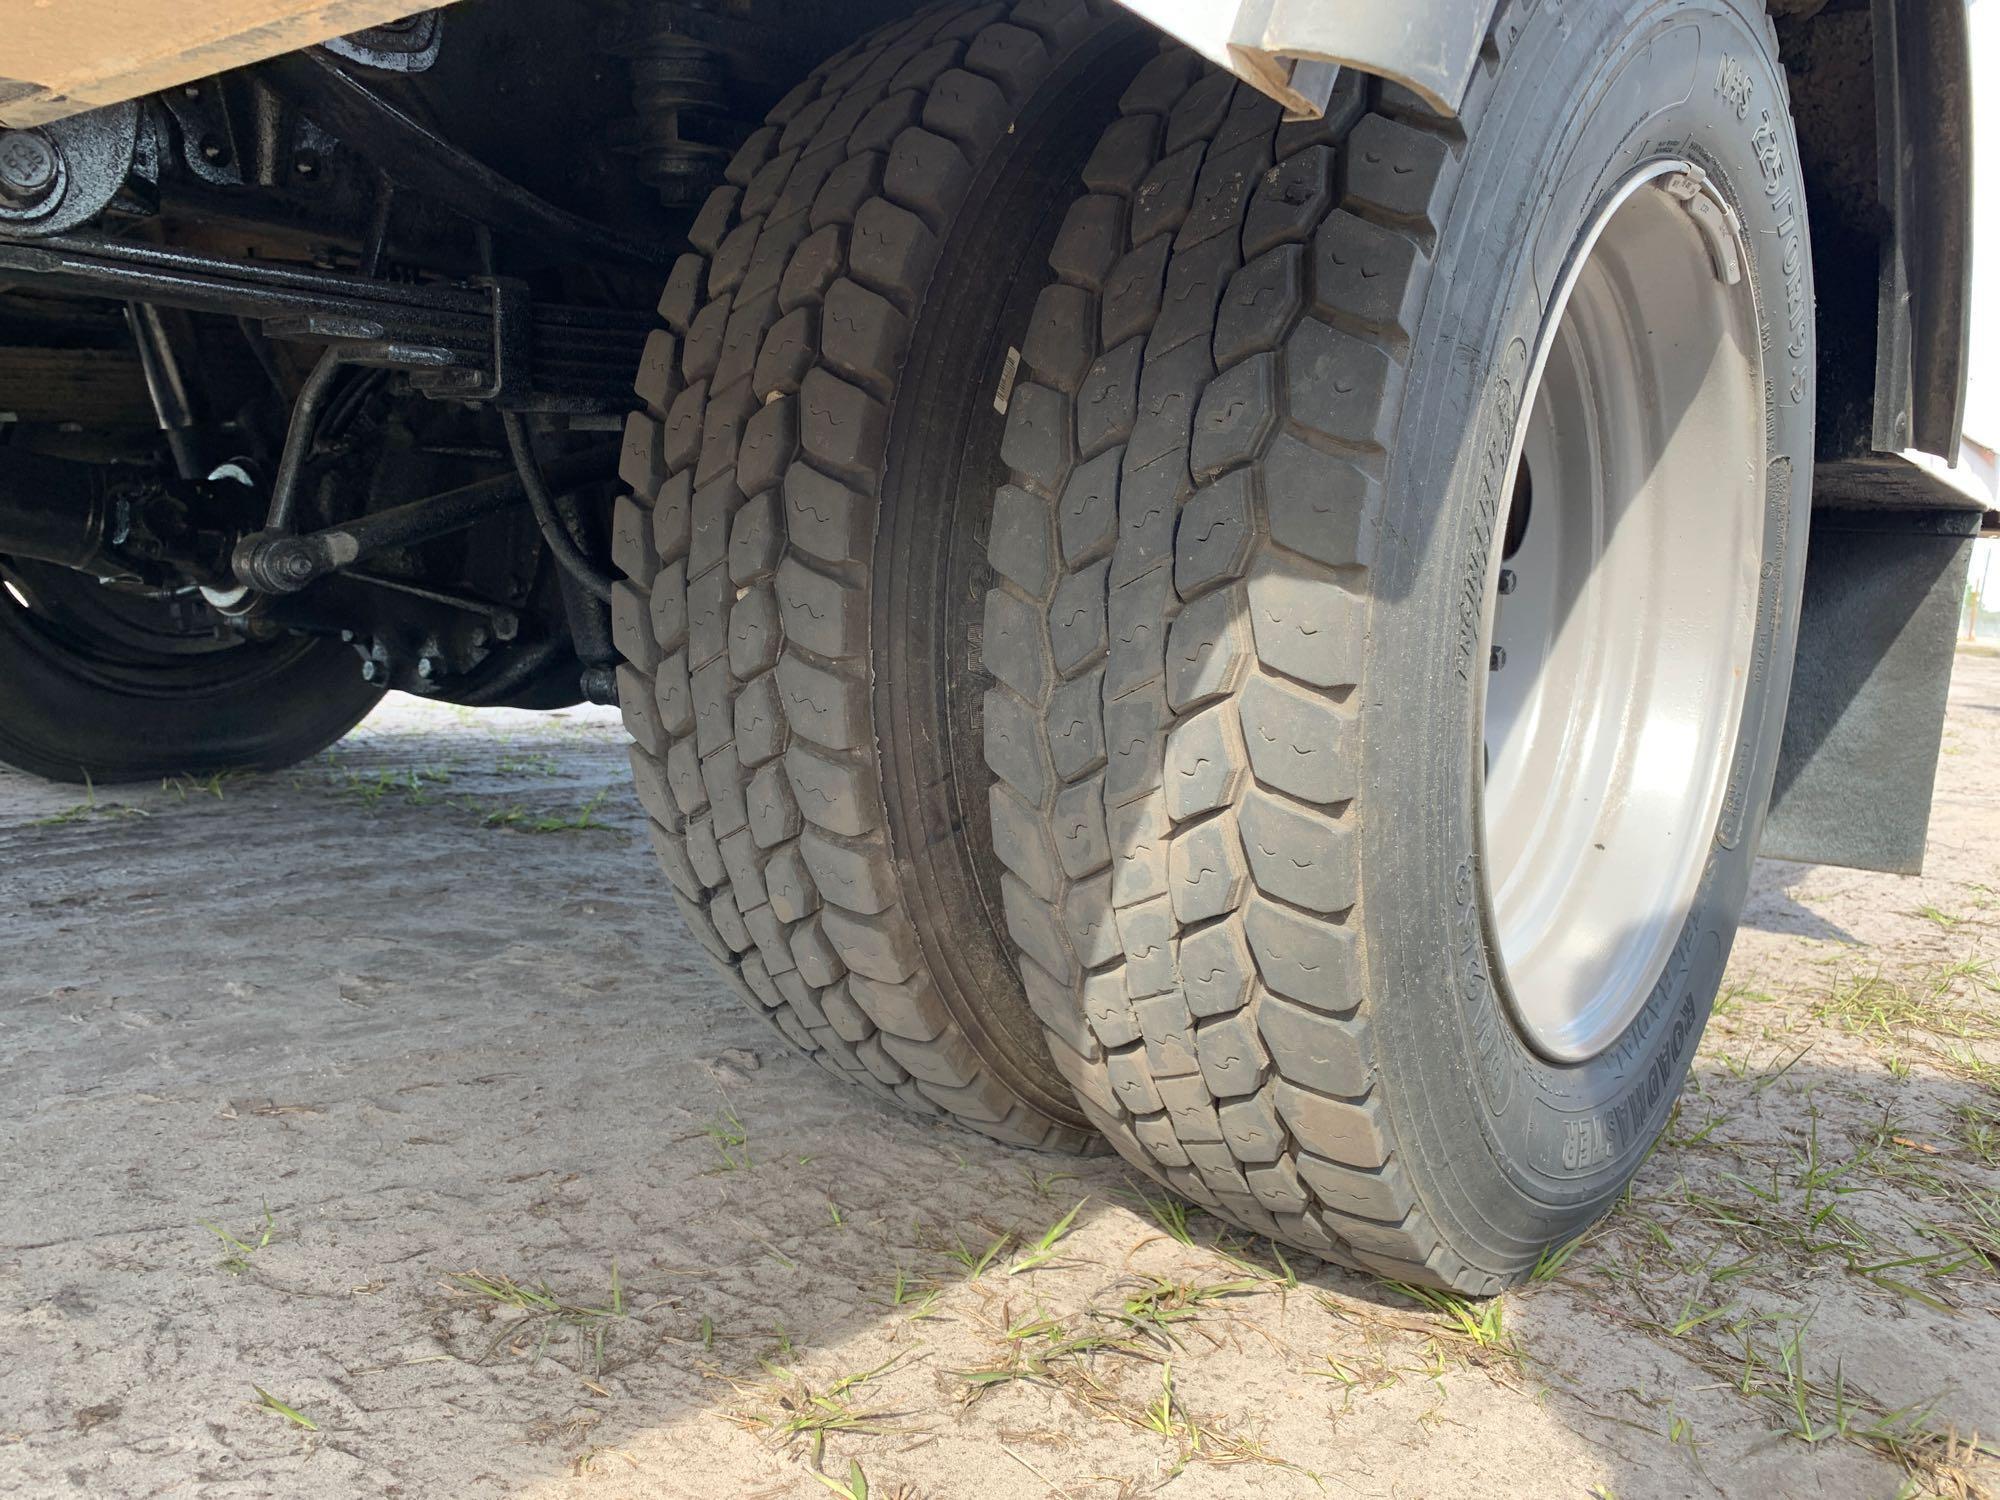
[4, 661, 2000, 1500]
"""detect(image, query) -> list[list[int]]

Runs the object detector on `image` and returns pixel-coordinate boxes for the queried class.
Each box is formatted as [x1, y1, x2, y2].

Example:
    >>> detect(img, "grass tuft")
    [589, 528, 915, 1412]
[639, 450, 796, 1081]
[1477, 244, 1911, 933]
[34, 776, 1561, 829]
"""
[199, 1202, 275, 1275]
[806, 1459, 869, 1500]
[442, 1262, 628, 1375]
[703, 1106, 751, 1172]
[251, 1386, 317, 1431]
[1383, 1281, 1519, 1360]
[1006, 1198, 1086, 1276]
[730, 1355, 910, 1465]
[34, 770, 148, 826]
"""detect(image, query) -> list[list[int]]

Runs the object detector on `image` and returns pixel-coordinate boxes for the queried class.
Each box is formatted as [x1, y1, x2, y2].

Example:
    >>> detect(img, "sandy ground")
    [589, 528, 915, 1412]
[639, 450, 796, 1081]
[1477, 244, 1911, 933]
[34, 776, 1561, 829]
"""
[4, 661, 2000, 1500]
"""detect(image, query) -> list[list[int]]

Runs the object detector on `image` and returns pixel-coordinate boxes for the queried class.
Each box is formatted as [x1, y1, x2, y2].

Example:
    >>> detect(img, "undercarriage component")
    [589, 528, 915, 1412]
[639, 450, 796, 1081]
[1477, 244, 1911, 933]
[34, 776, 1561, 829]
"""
[0, 59, 646, 716]
[501, 412, 615, 604]
[0, 446, 250, 586]
[0, 235, 650, 413]
[231, 441, 614, 594]
[260, 51, 667, 272]
[611, 0, 927, 209]
[622, 27, 734, 207]
[0, 448, 119, 572]
[0, 104, 151, 236]
[323, 10, 446, 73]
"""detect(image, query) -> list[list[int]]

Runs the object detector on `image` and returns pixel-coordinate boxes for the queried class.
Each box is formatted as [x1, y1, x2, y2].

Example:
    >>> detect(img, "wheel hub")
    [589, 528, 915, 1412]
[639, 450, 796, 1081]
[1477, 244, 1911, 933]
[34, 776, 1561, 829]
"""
[1478, 162, 1767, 1064]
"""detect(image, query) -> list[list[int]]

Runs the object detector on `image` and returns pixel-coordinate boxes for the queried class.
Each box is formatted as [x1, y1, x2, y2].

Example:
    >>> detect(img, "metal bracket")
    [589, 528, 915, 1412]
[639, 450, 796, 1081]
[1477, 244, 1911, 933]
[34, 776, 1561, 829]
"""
[1110, 0, 1491, 117]
[416, 275, 531, 404]
[322, 10, 444, 74]
[0, 103, 146, 234]
[262, 52, 668, 272]
[1664, 169, 1743, 287]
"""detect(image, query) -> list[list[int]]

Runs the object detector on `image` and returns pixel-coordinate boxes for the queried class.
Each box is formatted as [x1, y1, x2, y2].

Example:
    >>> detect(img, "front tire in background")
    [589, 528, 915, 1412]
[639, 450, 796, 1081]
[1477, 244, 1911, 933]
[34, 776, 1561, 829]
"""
[0, 559, 382, 784]
[983, 2, 1813, 1288]
[614, 2, 1154, 1149]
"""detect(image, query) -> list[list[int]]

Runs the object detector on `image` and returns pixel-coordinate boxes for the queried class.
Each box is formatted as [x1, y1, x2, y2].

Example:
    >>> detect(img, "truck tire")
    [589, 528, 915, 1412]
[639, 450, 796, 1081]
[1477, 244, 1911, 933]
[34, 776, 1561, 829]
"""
[984, 2, 1813, 1287]
[614, 2, 1154, 1148]
[0, 558, 382, 783]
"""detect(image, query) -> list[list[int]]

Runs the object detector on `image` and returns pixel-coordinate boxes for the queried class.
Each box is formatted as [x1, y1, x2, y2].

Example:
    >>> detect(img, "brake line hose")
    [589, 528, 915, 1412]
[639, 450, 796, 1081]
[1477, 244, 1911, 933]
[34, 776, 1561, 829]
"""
[501, 411, 615, 604]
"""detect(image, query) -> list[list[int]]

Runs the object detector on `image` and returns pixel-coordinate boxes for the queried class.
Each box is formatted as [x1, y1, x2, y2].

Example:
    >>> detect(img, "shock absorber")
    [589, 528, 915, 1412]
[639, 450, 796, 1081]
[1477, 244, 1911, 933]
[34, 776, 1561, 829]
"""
[624, 21, 734, 207]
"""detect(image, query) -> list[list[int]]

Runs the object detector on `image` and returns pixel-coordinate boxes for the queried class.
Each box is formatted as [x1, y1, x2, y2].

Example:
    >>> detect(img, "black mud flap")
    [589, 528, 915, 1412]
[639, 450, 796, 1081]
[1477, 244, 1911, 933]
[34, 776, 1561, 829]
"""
[1762, 504, 1981, 875]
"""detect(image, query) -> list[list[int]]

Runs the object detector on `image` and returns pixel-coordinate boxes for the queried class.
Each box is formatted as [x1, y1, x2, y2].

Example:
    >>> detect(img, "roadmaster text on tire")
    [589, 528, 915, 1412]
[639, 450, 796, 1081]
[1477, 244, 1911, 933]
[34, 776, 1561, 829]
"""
[614, 2, 1161, 1148]
[984, 2, 1813, 1288]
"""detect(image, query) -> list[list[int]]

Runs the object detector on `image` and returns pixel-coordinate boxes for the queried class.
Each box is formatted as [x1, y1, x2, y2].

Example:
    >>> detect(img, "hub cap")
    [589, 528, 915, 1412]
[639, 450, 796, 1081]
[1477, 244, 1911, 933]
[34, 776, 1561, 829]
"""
[1478, 163, 1766, 1064]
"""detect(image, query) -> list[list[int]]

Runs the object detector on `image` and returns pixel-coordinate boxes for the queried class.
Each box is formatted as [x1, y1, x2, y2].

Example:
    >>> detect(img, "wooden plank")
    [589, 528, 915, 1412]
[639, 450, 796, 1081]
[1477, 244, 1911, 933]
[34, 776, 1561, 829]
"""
[0, 1, 459, 128]
[0, 346, 153, 425]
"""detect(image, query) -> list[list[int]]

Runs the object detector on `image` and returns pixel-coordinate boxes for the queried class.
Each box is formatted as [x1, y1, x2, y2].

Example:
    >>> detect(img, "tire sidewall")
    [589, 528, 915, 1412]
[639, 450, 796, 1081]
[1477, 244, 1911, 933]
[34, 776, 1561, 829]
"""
[0, 595, 381, 783]
[1363, 0, 1814, 1257]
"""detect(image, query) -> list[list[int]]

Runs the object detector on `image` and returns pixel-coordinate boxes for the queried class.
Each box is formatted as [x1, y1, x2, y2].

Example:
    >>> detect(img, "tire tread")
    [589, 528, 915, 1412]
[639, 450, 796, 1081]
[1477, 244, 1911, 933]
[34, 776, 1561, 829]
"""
[618, 1, 1109, 1152]
[980, 35, 1516, 1288]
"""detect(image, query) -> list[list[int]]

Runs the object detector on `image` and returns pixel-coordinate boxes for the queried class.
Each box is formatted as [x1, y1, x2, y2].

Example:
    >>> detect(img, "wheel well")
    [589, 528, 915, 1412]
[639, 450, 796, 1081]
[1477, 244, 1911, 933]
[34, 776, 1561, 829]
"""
[1774, 0, 1972, 465]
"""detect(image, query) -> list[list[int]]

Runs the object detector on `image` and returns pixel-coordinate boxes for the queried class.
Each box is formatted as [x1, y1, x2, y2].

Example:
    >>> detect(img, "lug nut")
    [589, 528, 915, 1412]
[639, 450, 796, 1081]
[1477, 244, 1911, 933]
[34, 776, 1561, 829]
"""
[1497, 568, 1517, 596]
[0, 130, 58, 206]
[1490, 646, 1507, 671]
[361, 660, 386, 684]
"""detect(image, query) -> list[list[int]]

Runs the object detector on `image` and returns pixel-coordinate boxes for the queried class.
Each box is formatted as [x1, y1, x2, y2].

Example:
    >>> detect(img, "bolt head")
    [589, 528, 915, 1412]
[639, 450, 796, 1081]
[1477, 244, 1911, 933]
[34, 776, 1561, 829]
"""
[417, 656, 439, 680]
[1497, 568, 1517, 596]
[1490, 645, 1508, 672]
[361, 660, 384, 684]
[0, 131, 57, 203]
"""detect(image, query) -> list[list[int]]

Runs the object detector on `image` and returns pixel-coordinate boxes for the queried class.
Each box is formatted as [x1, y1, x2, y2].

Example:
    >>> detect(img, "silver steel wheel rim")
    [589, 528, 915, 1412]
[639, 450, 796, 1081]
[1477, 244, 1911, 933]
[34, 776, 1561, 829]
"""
[1477, 162, 1766, 1065]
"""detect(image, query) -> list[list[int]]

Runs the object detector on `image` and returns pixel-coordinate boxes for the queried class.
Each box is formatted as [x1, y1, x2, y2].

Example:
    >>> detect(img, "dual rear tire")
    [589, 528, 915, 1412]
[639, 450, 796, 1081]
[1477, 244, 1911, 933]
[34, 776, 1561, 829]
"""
[611, 0, 1142, 1151]
[619, 0, 1813, 1291]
